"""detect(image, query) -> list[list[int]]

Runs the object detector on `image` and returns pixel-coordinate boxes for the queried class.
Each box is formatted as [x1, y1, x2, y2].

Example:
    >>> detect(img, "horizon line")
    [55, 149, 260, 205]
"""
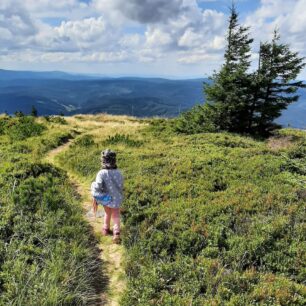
[0, 68, 209, 80]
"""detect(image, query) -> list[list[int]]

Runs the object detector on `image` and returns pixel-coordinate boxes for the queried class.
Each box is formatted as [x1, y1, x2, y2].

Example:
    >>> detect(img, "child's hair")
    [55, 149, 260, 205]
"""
[101, 149, 117, 169]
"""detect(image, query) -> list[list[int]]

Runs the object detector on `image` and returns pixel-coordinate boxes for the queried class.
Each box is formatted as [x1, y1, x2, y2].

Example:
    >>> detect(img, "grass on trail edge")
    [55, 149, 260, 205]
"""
[46, 118, 133, 306]
[0, 115, 108, 305]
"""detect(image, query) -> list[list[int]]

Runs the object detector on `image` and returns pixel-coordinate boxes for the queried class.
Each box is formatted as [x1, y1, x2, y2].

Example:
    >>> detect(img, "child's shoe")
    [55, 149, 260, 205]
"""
[113, 232, 121, 244]
[102, 228, 111, 236]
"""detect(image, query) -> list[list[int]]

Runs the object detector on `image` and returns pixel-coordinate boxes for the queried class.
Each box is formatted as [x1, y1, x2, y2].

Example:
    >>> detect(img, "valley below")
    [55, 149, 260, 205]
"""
[0, 69, 305, 129]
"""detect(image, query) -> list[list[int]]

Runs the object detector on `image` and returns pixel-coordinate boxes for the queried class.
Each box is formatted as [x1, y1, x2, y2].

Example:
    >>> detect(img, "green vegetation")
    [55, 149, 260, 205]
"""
[0, 115, 106, 305]
[0, 10, 304, 306]
[103, 133, 144, 147]
[31, 105, 38, 117]
[44, 115, 68, 125]
[174, 104, 218, 134]
[176, 6, 305, 136]
[55, 117, 306, 305]
[1, 114, 305, 305]
[0, 115, 45, 141]
[74, 134, 95, 147]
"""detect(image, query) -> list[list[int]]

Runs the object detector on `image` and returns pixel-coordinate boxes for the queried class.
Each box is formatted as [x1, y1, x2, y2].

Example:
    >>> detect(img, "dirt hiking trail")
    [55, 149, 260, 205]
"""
[45, 140, 126, 306]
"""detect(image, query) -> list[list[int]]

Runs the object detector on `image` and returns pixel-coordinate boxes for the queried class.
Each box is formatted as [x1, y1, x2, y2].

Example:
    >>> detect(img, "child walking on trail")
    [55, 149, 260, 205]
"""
[91, 149, 124, 243]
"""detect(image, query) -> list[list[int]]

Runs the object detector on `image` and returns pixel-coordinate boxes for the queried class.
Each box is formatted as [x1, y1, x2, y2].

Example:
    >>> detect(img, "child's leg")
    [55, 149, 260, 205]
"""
[112, 208, 120, 233]
[103, 206, 112, 230]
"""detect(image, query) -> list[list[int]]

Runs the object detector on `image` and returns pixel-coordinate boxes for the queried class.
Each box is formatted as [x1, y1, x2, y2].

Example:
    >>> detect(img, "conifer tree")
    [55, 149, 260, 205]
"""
[176, 7, 305, 136]
[250, 30, 305, 134]
[14, 110, 24, 117]
[204, 5, 253, 132]
[31, 105, 38, 117]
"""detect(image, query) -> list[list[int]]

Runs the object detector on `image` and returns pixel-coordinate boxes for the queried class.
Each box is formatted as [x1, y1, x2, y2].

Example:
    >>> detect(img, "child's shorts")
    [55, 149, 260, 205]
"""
[94, 195, 112, 206]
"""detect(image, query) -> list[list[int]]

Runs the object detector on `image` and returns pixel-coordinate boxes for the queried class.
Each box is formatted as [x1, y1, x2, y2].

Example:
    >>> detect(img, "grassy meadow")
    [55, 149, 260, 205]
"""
[0, 114, 305, 305]
[0, 115, 107, 305]
[55, 116, 305, 305]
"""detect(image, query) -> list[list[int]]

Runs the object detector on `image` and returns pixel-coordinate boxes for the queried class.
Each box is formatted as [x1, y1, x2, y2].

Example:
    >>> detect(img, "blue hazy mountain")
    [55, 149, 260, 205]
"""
[275, 91, 306, 129]
[0, 70, 205, 117]
[0, 69, 101, 81]
[0, 69, 305, 128]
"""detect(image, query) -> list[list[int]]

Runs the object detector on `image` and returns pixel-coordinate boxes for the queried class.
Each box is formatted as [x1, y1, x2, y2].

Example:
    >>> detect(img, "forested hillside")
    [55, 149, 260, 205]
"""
[0, 69, 305, 128]
[0, 73, 204, 118]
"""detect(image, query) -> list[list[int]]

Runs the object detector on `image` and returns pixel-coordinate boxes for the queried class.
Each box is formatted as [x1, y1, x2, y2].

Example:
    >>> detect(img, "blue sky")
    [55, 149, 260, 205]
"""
[0, 0, 305, 78]
[198, 0, 260, 14]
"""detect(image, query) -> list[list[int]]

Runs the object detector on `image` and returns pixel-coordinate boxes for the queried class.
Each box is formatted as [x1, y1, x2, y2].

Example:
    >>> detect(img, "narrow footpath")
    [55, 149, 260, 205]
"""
[45, 139, 126, 306]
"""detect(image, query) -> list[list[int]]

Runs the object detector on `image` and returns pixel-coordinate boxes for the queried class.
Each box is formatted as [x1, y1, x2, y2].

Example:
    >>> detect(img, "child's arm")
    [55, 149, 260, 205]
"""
[92, 197, 98, 216]
[91, 170, 104, 216]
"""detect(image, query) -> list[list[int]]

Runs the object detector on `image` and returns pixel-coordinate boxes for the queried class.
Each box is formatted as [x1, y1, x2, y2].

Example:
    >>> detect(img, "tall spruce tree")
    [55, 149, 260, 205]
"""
[176, 7, 305, 136]
[204, 5, 253, 133]
[250, 30, 305, 134]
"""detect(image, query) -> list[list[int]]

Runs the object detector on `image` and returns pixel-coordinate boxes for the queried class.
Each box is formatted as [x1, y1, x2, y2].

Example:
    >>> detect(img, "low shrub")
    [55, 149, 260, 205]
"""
[44, 115, 67, 124]
[11, 144, 32, 154]
[74, 134, 95, 147]
[54, 116, 67, 124]
[174, 104, 218, 134]
[283, 141, 306, 175]
[103, 133, 143, 147]
[0, 115, 10, 135]
[5, 116, 46, 141]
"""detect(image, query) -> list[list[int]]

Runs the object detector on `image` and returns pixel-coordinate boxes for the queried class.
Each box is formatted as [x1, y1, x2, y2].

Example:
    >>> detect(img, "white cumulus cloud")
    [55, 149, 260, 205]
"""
[246, 0, 306, 56]
[0, 0, 304, 78]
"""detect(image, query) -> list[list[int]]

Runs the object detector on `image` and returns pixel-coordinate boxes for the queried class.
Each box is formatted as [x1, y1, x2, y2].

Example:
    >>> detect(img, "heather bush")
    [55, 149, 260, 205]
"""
[5, 116, 46, 141]
[103, 133, 143, 147]
[45, 115, 67, 125]
[74, 134, 95, 147]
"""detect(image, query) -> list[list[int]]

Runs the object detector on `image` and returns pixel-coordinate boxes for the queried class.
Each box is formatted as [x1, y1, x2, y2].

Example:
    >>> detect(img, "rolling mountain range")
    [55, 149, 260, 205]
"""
[0, 69, 305, 128]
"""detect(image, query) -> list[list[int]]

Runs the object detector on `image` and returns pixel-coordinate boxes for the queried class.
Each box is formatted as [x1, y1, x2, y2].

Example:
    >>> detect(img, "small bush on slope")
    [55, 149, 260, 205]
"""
[103, 133, 143, 147]
[56, 122, 306, 305]
[2, 116, 46, 141]
[74, 134, 95, 147]
[174, 104, 218, 134]
[44, 115, 68, 125]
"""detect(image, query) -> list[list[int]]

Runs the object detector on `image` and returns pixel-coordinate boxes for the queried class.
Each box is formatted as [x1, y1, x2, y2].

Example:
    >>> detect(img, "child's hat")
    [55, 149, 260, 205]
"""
[101, 149, 117, 169]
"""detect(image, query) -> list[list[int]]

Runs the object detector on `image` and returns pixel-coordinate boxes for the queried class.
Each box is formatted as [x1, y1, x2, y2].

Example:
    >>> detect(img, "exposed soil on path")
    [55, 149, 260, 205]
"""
[45, 140, 126, 306]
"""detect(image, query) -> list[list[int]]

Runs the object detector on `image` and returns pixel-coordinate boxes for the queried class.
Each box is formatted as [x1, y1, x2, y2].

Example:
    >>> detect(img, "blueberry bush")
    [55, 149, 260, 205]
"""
[56, 119, 306, 305]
